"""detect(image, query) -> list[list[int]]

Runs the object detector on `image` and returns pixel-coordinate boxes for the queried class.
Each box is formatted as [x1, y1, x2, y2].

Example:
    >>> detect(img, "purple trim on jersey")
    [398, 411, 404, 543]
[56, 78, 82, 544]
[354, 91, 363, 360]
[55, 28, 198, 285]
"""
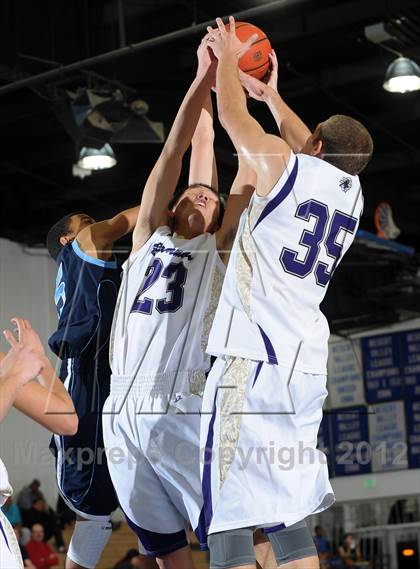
[124, 514, 188, 557]
[0, 517, 10, 551]
[202, 399, 217, 532]
[262, 523, 286, 534]
[253, 157, 299, 231]
[252, 361, 263, 388]
[194, 509, 209, 550]
[257, 325, 278, 364]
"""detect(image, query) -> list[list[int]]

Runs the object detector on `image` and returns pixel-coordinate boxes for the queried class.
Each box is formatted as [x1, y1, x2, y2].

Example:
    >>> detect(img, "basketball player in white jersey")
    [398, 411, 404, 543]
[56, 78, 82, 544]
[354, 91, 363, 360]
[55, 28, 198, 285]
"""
[103, 36, 257, 569]
[0, 317, 77, 568]
[200, 18, 373, 569]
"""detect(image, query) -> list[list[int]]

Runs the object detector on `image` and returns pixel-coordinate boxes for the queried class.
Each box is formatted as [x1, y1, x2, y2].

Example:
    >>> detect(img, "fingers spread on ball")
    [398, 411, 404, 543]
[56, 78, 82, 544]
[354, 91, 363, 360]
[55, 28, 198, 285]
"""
[216, 17, 225, 34]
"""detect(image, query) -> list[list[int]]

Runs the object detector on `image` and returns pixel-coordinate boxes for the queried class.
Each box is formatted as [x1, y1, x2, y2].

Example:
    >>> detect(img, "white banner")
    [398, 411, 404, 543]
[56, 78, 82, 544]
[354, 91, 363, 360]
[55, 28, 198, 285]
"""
[368, 401, 408, 472]
[328, 339, 365, 408]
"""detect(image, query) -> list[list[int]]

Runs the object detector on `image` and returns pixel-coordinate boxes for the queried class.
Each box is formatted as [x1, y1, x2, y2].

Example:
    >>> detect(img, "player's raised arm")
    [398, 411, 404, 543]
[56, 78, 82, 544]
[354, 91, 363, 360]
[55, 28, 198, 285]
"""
[189, 40, 218, 191]
[216, 157, 256, 263]
[3, 318, 78, 435]
[238, 50, 312, 152]
[132, 40, 217, 252]
[207, 17, 291, 197]
[76, 206, 140, 260]
[189, 92, 218, 191]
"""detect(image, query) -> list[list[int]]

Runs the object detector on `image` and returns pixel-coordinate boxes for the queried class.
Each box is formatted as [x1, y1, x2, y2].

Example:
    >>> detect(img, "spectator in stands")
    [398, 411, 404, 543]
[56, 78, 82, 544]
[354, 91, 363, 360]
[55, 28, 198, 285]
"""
[3, 495, 31, 544]
[25, 523, 59, 569]
[338, 533, 364, 567]
[17, 479, 44, 512]
[3, 495, 23, 526]
[14, 527, 36, 568]
[113, 548, 143, 569]
[314, 525, 332, 567]
[24, 498, 65, 552]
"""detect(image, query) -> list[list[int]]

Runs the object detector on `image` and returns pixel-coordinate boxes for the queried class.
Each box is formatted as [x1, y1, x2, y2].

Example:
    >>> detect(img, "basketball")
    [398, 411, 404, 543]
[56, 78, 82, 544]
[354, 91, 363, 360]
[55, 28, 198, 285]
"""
[229, 21, 272, 80]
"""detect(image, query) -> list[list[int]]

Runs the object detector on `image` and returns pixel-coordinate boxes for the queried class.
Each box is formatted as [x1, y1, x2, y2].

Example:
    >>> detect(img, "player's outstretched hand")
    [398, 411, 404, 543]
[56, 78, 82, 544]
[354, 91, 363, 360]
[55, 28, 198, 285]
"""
[196, 35, 217, 80]
[238, 49, 279, 102]
[0, 344, 44, 388]
[3, 318, 46, 359]
[206, 16, 258, 60]
[239, 70, 272, 102]
[267, 49, 279, 92]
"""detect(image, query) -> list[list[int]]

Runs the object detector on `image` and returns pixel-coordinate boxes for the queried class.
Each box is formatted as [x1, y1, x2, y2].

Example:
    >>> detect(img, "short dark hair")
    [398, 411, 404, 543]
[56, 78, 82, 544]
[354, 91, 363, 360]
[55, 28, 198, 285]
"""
[317, 115, 373, 175]
[46, 212, 83, 261]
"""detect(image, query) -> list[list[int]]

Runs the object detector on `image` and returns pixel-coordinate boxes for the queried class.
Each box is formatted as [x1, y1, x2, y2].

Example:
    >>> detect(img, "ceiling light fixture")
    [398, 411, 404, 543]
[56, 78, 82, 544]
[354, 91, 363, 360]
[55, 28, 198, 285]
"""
[383, 56, 420, 93]
[364, 22, 420, 94]
[78, 143, 117, 171]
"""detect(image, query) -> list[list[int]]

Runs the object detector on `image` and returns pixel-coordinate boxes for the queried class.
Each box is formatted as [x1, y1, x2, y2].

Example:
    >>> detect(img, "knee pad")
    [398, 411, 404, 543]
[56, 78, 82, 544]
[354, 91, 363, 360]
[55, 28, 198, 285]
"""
[67, 519, 112, 569]
[267, 520, 318, 565]
[208, 528, 255, 569]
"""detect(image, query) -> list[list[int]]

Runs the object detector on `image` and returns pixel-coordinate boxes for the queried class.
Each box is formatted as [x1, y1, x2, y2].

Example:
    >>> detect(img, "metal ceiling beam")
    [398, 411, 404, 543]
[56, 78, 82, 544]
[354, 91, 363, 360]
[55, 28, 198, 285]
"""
[258, 0, 419, 45]
[0, 0, 311, 96]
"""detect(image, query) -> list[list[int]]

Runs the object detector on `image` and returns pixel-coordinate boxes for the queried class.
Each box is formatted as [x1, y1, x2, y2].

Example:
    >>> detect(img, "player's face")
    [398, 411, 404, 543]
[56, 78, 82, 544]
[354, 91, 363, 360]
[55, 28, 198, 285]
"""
[58, 213, 96, 249]
[173, 187, 220, 234]
[69, 214, 96, 236]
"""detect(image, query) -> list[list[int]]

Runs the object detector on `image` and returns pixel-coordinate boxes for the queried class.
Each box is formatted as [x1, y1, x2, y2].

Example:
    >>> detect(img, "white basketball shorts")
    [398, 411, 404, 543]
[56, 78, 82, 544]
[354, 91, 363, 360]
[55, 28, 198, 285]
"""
[200, 357, 335, 535]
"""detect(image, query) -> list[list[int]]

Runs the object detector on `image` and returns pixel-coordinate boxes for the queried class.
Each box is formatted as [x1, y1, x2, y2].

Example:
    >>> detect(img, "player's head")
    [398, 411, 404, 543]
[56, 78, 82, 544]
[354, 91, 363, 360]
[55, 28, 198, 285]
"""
[301, 115, 373, 175]
[46, 212, 96, 260]
[171, 183, 222, 237]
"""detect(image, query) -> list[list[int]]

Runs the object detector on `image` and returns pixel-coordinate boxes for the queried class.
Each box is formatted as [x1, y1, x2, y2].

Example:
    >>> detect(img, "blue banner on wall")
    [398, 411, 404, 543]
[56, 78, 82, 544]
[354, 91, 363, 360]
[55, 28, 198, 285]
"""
[362, 333, 402, 403]
[317, 414, 332, 475]
[406, 399, 420, 469]
[330, 406, 371, 476]
[401, 329, 420, 400]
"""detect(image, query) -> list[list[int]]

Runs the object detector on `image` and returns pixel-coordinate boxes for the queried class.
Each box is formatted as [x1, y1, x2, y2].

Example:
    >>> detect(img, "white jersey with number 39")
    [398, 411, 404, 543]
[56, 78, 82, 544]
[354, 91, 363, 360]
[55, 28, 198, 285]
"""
[207, 152, 363, 374]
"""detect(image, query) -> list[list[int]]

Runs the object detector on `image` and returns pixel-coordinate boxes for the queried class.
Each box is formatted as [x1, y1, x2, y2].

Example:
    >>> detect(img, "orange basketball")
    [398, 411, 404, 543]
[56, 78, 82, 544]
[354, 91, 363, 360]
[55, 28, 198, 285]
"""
[229, 21, 272, 80]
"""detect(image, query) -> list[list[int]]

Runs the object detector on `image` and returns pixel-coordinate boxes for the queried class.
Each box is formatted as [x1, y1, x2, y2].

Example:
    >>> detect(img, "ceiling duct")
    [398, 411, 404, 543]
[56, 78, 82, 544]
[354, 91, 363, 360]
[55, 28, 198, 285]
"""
[55, 86, 164, 148]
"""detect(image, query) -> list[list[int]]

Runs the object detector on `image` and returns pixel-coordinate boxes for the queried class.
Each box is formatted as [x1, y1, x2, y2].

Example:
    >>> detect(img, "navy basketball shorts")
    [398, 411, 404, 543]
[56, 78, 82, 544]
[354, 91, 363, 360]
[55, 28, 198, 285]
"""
[50, 357, 119, 519]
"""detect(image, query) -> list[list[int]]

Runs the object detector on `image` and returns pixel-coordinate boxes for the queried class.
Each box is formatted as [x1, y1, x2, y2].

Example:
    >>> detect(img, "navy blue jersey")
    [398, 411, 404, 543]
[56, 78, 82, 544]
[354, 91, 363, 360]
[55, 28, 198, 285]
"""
[48, 240, 121, 517]
[49, 240, 121, 361]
